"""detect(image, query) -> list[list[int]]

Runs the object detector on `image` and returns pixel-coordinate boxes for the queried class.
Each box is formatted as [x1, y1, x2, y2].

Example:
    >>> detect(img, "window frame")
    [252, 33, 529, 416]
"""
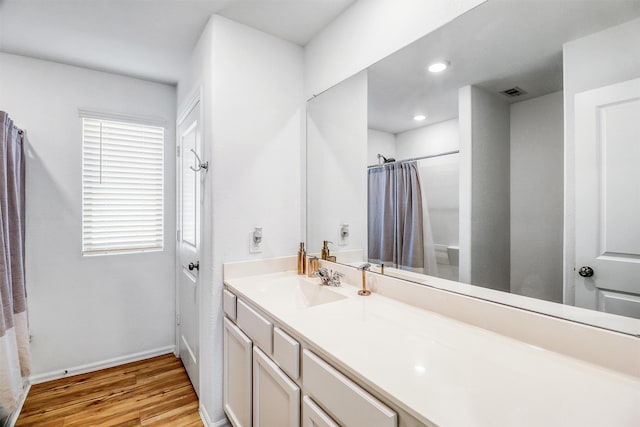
[80, 110, 166, 256]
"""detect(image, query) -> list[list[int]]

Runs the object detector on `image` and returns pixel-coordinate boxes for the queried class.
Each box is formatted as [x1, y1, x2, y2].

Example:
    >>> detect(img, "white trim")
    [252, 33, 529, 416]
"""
[28, 345, 175, 385]
[198, 404, 230, 427]
[78, 108, 166, 127]
[3, 384, 30, 427]
[177, 87, 202, 126]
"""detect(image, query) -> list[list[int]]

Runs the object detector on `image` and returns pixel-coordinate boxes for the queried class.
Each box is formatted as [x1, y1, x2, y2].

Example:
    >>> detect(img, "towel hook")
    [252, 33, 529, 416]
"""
[189, 148, 209, 172]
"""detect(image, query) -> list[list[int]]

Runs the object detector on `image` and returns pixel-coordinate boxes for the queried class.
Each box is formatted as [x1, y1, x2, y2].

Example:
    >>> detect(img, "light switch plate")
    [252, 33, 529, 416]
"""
[338, 223, 349, 246]
[250, 227, 263, 253]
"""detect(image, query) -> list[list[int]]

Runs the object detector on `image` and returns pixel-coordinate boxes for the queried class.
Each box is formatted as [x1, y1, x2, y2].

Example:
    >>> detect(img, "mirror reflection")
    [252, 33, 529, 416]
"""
[306, 0, 640, 333]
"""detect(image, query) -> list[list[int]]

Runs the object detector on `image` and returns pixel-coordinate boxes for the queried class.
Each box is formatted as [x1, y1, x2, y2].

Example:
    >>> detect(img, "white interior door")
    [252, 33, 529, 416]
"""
[574, 77, 640, 319]
[177, 100, 202, 393]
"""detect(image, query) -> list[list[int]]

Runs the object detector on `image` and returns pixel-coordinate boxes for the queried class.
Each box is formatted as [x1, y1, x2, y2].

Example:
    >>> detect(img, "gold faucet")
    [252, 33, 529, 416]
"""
[358, 263, 372, 296]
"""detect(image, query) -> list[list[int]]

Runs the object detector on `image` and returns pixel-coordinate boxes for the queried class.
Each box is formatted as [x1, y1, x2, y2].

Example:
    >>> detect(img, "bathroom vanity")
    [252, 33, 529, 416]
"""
[222, 257, 640, 427]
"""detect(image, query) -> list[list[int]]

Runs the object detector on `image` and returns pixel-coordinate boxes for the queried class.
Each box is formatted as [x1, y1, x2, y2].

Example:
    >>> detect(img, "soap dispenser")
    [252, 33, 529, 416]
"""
[321, 240, 330, 260]
[297, 242, 306, 275]
[321, 240, 336, 262]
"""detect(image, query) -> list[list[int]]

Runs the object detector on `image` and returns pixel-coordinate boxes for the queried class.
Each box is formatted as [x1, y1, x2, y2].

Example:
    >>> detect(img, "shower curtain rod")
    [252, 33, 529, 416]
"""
[368, 150, 459, 168]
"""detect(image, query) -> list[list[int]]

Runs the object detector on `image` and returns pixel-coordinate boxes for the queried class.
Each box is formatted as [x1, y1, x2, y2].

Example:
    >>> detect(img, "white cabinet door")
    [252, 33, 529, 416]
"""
[224, 318, 252, 427]
[253, 346, 300, 427]
[574, 77, 640, 318]
[302, 395, 339, 427]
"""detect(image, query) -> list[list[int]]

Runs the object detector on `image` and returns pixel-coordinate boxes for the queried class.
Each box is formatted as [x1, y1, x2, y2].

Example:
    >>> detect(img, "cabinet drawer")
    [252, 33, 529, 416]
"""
[302, 395, 339, 427]
[237, 299, 273, 354]
[223, 289, 237, 320]
[303, 349, 397, 427]
[273, 327, 300, 379]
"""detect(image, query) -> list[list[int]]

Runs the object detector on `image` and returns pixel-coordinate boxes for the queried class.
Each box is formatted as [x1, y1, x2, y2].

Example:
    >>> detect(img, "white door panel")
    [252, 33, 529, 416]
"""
[574, 77, 640, 318]
[177, 100, 202, 393]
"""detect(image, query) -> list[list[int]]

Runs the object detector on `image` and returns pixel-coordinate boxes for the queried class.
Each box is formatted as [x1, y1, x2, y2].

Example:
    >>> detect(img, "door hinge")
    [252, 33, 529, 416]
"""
[176, 146, 180, 157]
[176, 314, 181, 327]
[176, 229, 180, 242]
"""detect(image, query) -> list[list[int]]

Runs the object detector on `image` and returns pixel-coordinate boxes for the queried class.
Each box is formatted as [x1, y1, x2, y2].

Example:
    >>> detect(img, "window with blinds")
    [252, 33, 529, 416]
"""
[82, 117, 164, 255]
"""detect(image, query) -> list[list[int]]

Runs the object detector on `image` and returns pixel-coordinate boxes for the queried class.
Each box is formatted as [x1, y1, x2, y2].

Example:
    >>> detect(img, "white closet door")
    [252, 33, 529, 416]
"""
[302, 395, 339, 427]
[574, 77, 640, 318]
[253, 346, 300, 427]
[223, 318, 252, 427]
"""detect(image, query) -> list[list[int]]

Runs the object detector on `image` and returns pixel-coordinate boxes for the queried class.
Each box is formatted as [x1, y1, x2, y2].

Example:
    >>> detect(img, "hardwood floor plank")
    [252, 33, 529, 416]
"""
[15, 354, 203, 427]
[140, 400, 200, 425]
[22, 375, 137, 412]
[139, 392, 198, 421]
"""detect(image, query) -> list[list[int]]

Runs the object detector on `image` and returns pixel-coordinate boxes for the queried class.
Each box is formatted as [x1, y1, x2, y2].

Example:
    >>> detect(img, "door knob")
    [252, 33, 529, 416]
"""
[578, 266, 594, 277]
[188, 261, 199, 271]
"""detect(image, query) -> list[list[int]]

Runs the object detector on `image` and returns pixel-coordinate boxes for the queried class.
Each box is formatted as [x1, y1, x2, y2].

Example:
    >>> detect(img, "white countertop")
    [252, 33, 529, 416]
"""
[224, 271, 640, 427]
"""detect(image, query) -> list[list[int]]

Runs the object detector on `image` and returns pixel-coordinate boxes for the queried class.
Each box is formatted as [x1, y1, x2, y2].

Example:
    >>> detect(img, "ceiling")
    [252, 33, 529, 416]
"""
[0, 0, 355, 85]
[368, 0, 640, 134]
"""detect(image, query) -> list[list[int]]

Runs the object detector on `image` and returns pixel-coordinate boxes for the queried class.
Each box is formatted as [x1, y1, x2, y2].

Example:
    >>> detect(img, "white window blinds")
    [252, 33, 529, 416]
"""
[82, 117, 164, 255]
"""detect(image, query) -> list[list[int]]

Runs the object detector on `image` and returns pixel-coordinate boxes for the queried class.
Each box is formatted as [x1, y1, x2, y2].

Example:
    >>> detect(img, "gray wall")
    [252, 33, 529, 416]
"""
[459, 85, 511, 291]
[510, 91, 564, 302]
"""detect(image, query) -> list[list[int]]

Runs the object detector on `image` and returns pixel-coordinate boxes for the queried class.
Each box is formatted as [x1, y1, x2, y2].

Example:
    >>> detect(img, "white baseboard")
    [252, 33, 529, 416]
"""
[199, 404, 230, 427]
[28, 345, 176, 384]
[4, 384, 31, 427]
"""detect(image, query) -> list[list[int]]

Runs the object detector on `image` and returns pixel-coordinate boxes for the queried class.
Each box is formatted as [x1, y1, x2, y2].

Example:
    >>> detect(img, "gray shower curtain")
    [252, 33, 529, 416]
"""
[368, 161, 425, 272]
[0, 111, 30, 418]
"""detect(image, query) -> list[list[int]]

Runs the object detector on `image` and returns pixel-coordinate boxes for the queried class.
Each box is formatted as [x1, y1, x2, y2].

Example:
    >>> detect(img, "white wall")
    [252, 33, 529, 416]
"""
[0, 53, 176, 377]
[308, 71, 368, 255]
[395, 119, 459, 159]
[459, 85, 510, 291]
[563, 16, 640, 305]
[304, 0, 485, 98]
[367, 128, 395, 166]
[510, 91, 563, 303]
[395, 119, 460, 250]
[177, 15, 304, 424]
[176, 16, 216, 423]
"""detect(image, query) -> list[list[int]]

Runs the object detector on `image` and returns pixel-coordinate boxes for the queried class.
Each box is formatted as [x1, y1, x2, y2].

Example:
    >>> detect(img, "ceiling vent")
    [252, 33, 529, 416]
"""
[500, 86, 528, 98]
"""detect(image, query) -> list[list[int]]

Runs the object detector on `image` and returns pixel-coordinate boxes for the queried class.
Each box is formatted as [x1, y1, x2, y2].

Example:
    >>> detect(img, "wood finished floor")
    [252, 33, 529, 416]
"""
[16, 354, 203, 427]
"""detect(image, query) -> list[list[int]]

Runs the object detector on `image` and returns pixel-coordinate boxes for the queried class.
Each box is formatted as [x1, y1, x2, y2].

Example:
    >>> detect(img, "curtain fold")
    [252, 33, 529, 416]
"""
[0, 111, 30, 418]
[418, 164, 439, 276]
[368, 161, 425, 272]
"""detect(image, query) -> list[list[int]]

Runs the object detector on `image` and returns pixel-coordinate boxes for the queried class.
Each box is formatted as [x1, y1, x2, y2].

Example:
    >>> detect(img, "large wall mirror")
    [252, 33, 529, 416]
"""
[307, 0, 640, 335]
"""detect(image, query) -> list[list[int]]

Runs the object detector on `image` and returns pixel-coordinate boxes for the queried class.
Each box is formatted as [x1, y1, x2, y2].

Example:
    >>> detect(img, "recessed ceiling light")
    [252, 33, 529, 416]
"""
[413, 114, 427, 121]
[428, 61, 449, 73]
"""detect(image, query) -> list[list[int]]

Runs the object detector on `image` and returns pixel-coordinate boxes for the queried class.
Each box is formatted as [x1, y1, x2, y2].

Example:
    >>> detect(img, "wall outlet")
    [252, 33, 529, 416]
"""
[250, 226, 263, 253]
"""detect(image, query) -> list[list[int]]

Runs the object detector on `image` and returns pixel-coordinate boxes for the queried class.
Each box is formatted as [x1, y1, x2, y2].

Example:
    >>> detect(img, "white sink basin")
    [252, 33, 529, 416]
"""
[294, 282, 347, 308]
[248, 275, 350, 310]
